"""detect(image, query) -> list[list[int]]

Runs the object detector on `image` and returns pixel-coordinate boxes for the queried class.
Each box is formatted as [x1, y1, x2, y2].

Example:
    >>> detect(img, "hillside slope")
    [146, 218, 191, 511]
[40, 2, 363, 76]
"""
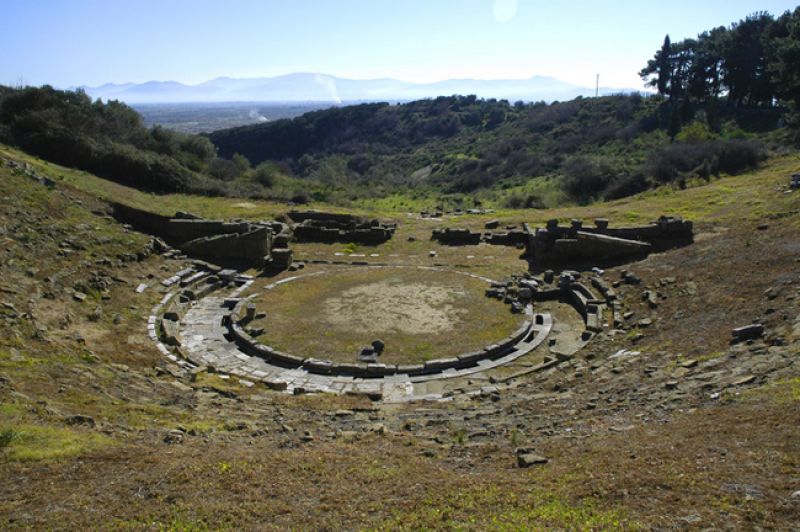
[0, 145, 798, 528]
[209, 94, 776, 205]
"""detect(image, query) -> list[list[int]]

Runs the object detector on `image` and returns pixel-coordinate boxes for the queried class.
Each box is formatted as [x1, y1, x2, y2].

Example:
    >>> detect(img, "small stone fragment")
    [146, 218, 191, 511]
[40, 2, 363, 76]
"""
[164, 429, 185, 444]
[517, 453, 549, 468]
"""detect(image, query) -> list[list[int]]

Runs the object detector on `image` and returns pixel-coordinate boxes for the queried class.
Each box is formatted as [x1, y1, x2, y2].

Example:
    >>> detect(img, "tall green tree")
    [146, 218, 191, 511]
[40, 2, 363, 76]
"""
[769, 8, 800, 111]
[640, 35, 673, 96]
[722, 12, 775, 107]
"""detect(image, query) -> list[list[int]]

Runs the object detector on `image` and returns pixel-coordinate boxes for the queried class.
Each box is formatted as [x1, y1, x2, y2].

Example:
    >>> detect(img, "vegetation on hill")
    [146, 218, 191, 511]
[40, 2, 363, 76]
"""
[211, 92, 777, 207]
[0, 85, 212, 193]
[0, 85, 322, 201]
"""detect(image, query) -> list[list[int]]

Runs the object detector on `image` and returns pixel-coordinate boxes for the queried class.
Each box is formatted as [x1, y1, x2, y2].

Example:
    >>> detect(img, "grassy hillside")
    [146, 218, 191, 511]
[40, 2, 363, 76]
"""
[0, 85, 331, 203]
[1, 142, 798, 529]
[210, 94, 780, 207]
[0, 86, 786, 210]
[4, 141, 796, 228]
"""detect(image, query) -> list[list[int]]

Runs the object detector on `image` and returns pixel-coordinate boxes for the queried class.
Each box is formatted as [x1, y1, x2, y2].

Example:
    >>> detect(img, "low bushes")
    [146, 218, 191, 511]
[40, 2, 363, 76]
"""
[646, 139, 767, 182]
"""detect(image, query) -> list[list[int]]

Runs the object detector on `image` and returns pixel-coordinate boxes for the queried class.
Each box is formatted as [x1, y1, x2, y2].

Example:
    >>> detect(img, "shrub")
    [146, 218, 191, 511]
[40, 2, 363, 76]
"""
[504, 193, 546, 209]
[604, 173, 649, 200]
[0, 428, 20, 448]
[252, 162, 279, 187]
[561, 156, 617, 203]
[207, 157, 241, 181]
[645, 139, 766, 183]
[717, 139, 767, 174]
[675, 120, 715, 143]
[346, 153, 376, 174]
[290, 191, 311, 204]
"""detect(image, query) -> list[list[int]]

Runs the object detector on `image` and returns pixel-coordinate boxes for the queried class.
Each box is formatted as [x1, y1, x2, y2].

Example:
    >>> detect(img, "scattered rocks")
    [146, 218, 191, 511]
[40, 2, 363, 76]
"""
[731, 324, 764, 343]
[516, 448, 548, 468]
[369, 423, 387, 435]
[722, 483, 764, 500]
[609, 425, 635, 432]
[337, 430, 360, 442]
[89, 305, 103, 322]
[764, 286, 782, 301]
[733, 375, 756, 386]
[643, 290, 658, 309]
[65, 414, 95, 427]
[621, 270, 641, 285]
[164, 429, 185, 444]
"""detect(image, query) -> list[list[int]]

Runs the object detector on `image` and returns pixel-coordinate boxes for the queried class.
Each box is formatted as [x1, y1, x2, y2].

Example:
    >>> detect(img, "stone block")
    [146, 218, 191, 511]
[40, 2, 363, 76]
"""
[517, 453, 548, 468]
[732, 324, 764, 342]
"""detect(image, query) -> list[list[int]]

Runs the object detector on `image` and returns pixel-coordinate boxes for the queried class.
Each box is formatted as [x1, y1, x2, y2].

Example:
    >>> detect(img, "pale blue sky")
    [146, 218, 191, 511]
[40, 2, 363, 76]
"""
[1, 0, 797, 90]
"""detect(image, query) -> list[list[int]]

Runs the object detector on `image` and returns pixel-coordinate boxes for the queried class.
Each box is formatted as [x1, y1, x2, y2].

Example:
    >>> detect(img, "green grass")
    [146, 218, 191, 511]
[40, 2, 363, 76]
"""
[0, 423, 114, 461]
[377, 486, 635, 530]
[742, 377, 800, 404]
[4, 142, 798, 230]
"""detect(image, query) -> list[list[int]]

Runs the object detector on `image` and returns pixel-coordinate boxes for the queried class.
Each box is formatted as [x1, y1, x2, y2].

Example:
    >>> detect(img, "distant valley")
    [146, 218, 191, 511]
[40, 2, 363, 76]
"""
[83, 72, 634, 105]
[132, 102, 332, 134]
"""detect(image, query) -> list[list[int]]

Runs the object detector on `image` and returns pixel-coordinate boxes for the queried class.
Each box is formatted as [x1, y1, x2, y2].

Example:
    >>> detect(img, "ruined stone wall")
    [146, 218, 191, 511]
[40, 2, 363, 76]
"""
[525, 216, 693, 266]
[483, 230, 528, 246]
[112, 203, 273, 266]
[112, 203, 172, 235]
[179, 226, 271, 264]
[431, 227, 527, 247]
[166, 219, 252, 242]
[290, 212, 397, 245]
[113, 204, 253, 243]
[287, 210, 362, 225]
[431, 227, 482, 245]
[227, 297, 536, 378]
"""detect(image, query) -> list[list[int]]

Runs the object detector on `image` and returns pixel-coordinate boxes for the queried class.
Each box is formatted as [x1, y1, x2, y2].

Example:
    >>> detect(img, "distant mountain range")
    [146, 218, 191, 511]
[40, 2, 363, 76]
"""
[81, 73, 637, 104]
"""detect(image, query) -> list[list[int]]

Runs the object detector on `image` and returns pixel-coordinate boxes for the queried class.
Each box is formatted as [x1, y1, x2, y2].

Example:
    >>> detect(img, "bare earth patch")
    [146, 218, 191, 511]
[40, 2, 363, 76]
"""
[323, 278, 467, 335]
[247, 267, 523, 364]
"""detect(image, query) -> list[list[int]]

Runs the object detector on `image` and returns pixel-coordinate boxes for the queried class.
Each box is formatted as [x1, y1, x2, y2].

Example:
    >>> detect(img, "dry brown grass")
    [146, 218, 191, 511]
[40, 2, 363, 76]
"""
[1, 144, 799, 529]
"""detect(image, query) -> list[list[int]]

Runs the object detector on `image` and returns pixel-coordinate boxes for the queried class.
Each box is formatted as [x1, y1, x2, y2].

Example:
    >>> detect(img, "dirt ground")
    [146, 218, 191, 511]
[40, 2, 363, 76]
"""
[247, 267, 523, 364]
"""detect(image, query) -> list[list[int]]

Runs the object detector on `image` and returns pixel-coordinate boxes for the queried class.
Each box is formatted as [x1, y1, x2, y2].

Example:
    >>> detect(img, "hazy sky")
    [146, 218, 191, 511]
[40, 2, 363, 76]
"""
[1, 0, 797, 90]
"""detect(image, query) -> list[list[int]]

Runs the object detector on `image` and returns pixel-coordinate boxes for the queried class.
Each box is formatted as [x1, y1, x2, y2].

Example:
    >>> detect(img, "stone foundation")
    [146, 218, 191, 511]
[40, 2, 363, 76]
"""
[288, 210, 396, 244]
[112, 203, 275, 267]
[524, 215, 693, 267]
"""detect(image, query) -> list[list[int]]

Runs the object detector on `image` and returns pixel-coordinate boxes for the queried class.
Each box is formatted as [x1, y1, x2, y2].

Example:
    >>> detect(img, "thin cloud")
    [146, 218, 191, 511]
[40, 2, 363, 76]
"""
[493, 0, 518, 23]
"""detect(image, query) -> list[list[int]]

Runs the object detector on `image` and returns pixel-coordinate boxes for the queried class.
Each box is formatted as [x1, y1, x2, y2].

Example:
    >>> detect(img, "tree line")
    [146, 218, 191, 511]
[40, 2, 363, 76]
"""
[640, 8, 800, 113]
